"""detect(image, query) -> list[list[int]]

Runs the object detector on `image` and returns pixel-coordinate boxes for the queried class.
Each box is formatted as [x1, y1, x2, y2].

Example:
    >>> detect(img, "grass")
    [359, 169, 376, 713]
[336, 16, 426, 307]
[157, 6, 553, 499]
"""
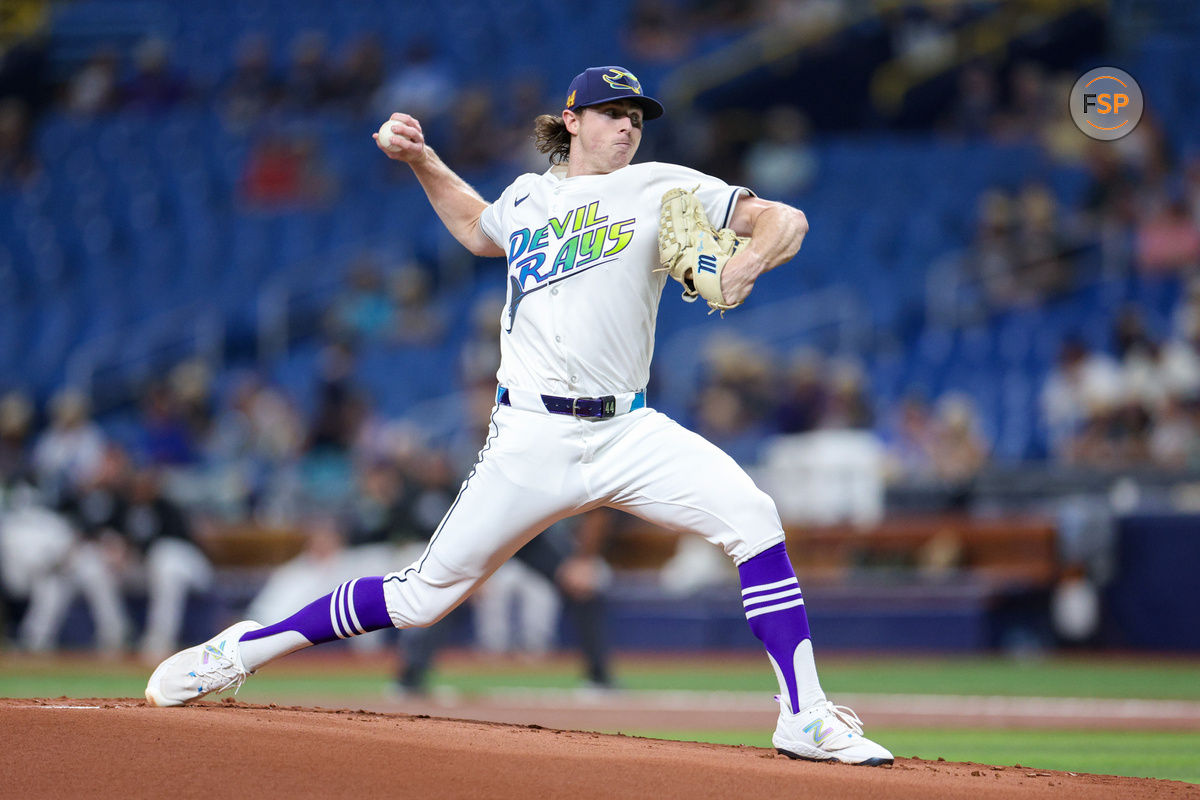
[4, 650, 1200, 700]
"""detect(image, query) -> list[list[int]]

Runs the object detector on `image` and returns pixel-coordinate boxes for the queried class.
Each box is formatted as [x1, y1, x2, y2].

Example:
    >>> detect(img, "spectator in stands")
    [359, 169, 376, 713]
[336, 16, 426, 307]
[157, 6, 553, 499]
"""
[927, 392, 989, 487]
[775, 347, 828, 435]
[1162, 280, 1200, 400]
[121, 36, 189, 111]
[333, 33, 386, 119]
[881, 391, 937, 484]
[389, 261, 446, 347]
[891, 2, 958, 70]
[278, 31, 337, 110]
[970, 188, 1020, 309]
[446, 87, 506, 171]
[1148, 394, 1200, 469]
[327, 256, 396, 343]
[742, 105, 816, 199]
[373, 41, 455, 127]
[941, 62, 999, 139]
[0, 97, 38, 185]
[1134, 193, 1200, 274]
[296, 339, 365, 512]
[32, 388, 106, 501]
[819, 359, 873, 430]
[138, 380, 200, 467]
[693, 383, 767, 466]
[241, 132, 336, 209]
[121, 466, 214, 661]
[699, 334, 775, 429]
[169, 359, 217, 450]
[625, 0, 695, 64]
[1040, 337, 1123, 464]
[22, 443, 132, 653]
[993, 60, 1052, 143]
[219, 33, 280, 129]
[1011, 182, 1077, 301]
[64, 46, 121, 116]
[0, 390, 33, 483]
[203, 373, 305, 519]
[458, 291, 505, 391]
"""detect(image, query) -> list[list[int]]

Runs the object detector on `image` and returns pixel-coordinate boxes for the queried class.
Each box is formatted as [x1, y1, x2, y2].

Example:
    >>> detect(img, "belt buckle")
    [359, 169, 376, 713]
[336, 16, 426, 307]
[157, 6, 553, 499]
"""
[573, 395, 616, 420]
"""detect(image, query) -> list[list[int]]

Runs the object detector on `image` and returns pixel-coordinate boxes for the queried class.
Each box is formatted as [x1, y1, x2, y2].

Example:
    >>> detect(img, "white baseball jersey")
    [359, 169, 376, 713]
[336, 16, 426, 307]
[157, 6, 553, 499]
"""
[383, 159, 783, 632]
[479, 162, 750, 397]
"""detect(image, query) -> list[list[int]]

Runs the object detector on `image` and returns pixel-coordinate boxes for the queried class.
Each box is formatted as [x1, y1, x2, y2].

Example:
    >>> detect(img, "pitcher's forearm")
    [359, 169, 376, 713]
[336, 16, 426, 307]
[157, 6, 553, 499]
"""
[409, 147, 502, 257]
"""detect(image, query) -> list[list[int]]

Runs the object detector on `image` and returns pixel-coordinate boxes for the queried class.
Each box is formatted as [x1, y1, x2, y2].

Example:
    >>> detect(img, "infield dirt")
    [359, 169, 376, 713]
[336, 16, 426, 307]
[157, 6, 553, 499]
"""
[2, 697, 1196, 799]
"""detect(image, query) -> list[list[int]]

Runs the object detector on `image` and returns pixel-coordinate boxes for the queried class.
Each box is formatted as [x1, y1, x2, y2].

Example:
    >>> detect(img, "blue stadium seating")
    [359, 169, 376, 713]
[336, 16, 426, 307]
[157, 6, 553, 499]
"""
[1, 1, 1194, 465]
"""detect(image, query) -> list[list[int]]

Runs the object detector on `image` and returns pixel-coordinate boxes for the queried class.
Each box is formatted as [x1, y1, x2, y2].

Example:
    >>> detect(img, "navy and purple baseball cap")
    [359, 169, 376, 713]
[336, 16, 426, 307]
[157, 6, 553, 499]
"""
[565, 66, 664, 120]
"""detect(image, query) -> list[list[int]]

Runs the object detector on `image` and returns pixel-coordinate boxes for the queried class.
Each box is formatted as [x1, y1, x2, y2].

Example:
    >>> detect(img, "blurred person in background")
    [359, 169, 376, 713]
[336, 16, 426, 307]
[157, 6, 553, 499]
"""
[775, 347, 828, 435]
[0, 96, 38, 186]
[881, 391, 937, 484]
[20, 444, 131, 654]
[138, 380, 201, 468]
[372, 41, 455, 129]
[219, 33, 280, 130]
[625, 0, 695, 64]
[1135, 194, 1200, 275]
[819, 358, 873, 430]
[326, 255, 396, 343]
[121, 35, 190, 111]
[201, 372, 306, 521]
[332, 32, 386, 119]
[0, 390, 36, 641]
[1011, 182, 1077, 302]
[120, 466, 213, 661]
[926, 392, 989, 504]
[278, 30, 336, 111]
[64, 45, 121, 116]
[741, 105, 816, 199]
[0, 390, 33, 483]
[32, 388, 106, 503]
[389, 261, 447, 347]
[1040, 337, 1123, 465]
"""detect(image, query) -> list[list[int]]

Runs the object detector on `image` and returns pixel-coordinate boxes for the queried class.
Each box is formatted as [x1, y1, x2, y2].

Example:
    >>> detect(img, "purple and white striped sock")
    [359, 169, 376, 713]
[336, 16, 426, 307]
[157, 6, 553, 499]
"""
[237, 576, 394, 672]
[738, 542, 826, 715]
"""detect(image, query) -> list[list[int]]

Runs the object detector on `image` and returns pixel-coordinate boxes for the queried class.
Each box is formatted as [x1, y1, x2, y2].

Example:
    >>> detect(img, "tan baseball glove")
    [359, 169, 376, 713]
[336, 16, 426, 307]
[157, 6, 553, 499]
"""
[658, 186, 751, 315]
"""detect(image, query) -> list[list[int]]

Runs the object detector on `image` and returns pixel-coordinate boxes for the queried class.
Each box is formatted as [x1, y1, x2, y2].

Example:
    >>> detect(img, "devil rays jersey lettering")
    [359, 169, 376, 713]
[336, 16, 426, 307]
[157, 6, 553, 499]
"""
[479, 161, 750, 398]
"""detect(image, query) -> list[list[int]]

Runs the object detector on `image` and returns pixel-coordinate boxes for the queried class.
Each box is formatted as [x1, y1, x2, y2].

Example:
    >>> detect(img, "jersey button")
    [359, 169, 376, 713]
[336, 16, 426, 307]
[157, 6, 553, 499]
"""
[551, 288, 559, 296]
[555, 335, 562, 343]
[570, 375, 578, 383]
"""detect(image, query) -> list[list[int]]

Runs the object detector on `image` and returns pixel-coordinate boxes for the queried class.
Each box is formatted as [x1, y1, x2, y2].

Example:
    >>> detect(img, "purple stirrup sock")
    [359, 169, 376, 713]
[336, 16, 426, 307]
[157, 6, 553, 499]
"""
[738, 542, 824, 715]
[237, 576, 393, 670]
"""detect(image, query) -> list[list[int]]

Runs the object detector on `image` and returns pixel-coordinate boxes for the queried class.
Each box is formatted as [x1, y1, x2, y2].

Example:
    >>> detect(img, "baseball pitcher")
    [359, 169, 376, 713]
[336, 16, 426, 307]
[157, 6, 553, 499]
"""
[146, 65, 892, 766]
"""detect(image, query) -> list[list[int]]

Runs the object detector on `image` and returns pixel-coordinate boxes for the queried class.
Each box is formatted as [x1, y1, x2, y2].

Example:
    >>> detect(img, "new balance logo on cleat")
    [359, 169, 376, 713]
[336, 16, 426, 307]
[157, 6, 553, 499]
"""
[145, 621, 263, 708]
[773, 701, 894, 766]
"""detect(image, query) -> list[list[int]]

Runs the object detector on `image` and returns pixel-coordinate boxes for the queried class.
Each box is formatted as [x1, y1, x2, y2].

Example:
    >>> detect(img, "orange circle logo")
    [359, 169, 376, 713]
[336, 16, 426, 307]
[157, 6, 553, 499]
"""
[1069, 67, 1143, 141]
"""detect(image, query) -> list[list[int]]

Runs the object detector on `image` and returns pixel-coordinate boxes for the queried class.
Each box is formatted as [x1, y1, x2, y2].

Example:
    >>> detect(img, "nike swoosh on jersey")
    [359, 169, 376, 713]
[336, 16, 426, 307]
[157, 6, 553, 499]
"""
[515, 194, 530, 207]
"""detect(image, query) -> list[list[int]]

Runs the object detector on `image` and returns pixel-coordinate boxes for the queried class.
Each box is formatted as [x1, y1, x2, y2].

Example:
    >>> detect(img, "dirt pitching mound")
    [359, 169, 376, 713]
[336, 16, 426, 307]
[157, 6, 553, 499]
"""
[2, 698, 1193, 799]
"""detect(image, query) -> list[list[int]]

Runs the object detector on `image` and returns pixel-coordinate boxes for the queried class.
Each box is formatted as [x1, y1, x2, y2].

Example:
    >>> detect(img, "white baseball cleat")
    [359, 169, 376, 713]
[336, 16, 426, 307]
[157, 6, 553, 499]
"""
[773, 699, 894, 766]
[145, 620, 263, 707]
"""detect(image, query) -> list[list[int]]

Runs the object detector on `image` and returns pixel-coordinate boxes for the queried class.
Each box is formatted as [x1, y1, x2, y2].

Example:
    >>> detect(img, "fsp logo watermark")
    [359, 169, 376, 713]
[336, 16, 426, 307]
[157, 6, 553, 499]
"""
[1069, 67, 1143, 141]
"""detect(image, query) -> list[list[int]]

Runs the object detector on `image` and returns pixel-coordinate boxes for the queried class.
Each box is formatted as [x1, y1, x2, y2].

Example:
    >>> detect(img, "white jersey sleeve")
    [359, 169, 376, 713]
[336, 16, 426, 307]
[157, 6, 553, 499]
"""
[644, 162, 754, 230]
[480, 174, 538, 251]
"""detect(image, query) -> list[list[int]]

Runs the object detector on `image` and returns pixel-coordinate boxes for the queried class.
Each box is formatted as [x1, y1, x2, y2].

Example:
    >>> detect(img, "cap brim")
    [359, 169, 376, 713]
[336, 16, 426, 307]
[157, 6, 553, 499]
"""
[574, 94, 664, 120]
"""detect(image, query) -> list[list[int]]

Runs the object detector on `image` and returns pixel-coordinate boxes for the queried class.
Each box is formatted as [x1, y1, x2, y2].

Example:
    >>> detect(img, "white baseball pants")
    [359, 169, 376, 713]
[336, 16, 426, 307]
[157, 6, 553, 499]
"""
[383, 404, 785, 628]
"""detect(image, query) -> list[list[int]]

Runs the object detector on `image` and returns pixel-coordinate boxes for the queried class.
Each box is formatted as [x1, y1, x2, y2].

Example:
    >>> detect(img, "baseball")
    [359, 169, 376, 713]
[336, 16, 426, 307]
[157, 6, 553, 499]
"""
[377, 119, 401, 151]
